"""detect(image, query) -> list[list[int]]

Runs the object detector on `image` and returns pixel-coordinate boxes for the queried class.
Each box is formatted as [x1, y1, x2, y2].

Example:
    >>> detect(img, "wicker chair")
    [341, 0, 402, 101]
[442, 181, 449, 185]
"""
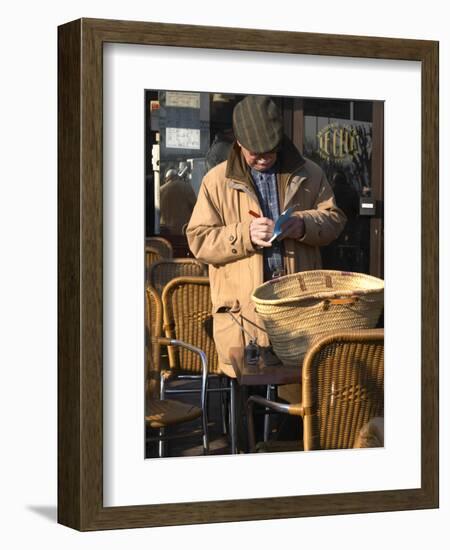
[247, 329, 384, 452]
[145, 236, 173, 259]
[145, 245, 164, 275]
[148, 258, 208, 296]
[145, 285, 208, 457]
[162, 277, 218, 373]
[145, 284, 163, 399]
[146, 261, 208, 393]
[161, 276, 237, 453]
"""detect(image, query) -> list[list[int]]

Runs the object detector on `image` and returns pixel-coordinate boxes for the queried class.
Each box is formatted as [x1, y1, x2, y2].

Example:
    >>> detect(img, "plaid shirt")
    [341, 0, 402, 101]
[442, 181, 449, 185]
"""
[250, 165, 284, 280]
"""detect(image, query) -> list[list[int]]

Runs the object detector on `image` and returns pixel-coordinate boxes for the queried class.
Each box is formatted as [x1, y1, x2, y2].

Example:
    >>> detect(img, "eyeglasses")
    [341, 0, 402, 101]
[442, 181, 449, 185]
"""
[245, 148, 277, 160]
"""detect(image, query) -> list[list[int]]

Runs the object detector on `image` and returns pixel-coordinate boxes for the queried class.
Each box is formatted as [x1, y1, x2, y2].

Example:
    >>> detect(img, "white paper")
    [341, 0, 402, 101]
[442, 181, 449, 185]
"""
[166, 127, 201, 149]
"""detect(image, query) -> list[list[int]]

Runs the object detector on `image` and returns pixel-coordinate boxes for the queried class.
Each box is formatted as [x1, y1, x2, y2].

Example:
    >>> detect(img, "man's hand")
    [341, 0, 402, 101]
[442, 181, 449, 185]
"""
[279, 215, 305, 240]
[250, 217, 275, 248]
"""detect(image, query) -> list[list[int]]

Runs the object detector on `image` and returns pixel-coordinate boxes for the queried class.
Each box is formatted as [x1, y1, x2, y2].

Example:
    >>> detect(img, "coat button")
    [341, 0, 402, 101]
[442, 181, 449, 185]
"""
[231, 248, 237, 254]
[229, 235, 234, 241]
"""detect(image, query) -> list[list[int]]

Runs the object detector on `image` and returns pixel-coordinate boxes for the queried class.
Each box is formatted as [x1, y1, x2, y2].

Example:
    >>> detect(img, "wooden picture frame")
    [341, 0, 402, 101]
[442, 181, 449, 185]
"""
[58, 18, 439, 531]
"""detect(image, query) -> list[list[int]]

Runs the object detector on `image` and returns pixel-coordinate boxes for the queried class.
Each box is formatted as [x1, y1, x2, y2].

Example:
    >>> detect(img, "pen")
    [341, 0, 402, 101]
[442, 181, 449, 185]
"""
[248, 210, 261, 218]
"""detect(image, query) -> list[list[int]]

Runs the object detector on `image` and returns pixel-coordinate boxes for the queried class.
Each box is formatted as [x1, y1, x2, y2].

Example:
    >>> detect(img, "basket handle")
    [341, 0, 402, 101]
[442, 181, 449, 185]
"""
[328, 297, 358, 305]
[323, 295, 359, 310]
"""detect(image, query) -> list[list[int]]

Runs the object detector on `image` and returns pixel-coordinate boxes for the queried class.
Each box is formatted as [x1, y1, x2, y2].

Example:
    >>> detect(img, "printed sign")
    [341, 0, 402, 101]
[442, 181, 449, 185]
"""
[166, 92, 201, 109]
[166, 127, 201, 149]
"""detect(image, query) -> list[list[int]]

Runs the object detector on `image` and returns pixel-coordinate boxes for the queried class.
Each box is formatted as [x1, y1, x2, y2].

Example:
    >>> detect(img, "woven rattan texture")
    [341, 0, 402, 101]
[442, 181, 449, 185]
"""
[145, 236, 173, 259]
[252, 270, 384, 366]
[145, 245, 163, 273]
[145, 285, 163, 399]
[162, 276, 219, 374]
[148, 259, 208, 296]
[146, 398, 202, 429]
[302, 330, 384, 450]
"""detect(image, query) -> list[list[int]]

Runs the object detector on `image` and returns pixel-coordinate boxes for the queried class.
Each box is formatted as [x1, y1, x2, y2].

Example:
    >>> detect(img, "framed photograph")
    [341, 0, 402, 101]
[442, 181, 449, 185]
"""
[58, 18, 438, 530]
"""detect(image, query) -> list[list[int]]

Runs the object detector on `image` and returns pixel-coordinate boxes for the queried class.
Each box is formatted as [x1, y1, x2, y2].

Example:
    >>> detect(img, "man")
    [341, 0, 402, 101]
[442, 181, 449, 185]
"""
[187, 95, 346, 377]
[160, 168, 197, 235]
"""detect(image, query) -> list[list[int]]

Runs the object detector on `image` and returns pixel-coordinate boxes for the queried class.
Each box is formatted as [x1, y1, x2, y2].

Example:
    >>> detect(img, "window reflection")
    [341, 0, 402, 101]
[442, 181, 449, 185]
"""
[303, 99, 375, 273]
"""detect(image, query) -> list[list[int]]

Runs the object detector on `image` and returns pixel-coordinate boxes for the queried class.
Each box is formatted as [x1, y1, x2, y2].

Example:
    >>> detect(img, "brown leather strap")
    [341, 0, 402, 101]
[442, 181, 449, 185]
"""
[323, 296, 359, 310]
[297, 274, 307, 291]
[328, 297, 359, 305]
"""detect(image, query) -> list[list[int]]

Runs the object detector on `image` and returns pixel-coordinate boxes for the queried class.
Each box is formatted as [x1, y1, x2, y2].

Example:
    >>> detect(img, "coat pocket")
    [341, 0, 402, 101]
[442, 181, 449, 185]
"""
[212, 305, 245, 365]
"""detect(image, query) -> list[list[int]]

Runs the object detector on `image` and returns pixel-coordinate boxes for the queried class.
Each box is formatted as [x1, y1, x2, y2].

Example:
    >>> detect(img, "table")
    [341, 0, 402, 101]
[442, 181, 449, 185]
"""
[229, 347, 302, 386]
[228, 347, 303, 453]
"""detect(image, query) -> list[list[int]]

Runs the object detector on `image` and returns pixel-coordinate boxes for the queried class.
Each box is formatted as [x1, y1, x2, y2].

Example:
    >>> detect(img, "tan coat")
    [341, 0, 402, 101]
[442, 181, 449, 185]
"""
[187, 139, 346, 375]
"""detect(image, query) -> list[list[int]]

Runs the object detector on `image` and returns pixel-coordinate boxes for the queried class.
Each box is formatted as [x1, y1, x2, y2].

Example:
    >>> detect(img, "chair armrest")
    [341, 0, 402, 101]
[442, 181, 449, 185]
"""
[247, 395, 304, 451]
[157, 337, 208, 409]
[247, 395, 304, 416]
[157, 337, 208, 375]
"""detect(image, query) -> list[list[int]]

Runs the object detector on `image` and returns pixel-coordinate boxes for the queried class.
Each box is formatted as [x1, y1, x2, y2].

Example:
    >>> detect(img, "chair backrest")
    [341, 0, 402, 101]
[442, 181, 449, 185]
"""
[145, 245, 164, 274]
[302, 329, 384, 451]
[145, 284, 163, 399]
[161, 276, 219, 374]
[145, 236, 173, 259]
[148, 258, 208, 296]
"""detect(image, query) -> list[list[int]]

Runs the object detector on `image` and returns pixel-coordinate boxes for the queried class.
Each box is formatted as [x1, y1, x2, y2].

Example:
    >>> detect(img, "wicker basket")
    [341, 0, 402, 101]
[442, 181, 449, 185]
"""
[251, 270, 384, 366]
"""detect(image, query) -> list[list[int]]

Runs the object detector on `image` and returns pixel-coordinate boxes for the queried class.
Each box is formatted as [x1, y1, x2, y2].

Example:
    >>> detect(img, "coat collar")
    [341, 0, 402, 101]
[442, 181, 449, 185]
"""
[225, 136, 306, 189]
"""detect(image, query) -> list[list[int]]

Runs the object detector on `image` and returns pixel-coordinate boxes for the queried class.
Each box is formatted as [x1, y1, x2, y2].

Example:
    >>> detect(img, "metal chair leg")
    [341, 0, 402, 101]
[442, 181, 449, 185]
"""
[158, 373, 167, 458]
[247, 398, 257, 452]
[221, 377, 228, 435]
[202, 408, 209, 455]
[158, 428, 165, 458]
[263, 384, 273, 442]
[230, 379, 237, 454]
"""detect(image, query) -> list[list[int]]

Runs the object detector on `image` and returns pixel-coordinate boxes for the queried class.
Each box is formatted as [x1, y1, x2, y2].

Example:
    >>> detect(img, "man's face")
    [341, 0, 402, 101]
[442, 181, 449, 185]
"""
[238, 142, 277, 172]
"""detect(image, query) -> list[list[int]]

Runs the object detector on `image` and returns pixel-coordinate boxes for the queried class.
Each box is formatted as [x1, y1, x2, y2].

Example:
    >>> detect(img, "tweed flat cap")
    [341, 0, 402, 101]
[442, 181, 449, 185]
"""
[232, 95, 283, 153]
